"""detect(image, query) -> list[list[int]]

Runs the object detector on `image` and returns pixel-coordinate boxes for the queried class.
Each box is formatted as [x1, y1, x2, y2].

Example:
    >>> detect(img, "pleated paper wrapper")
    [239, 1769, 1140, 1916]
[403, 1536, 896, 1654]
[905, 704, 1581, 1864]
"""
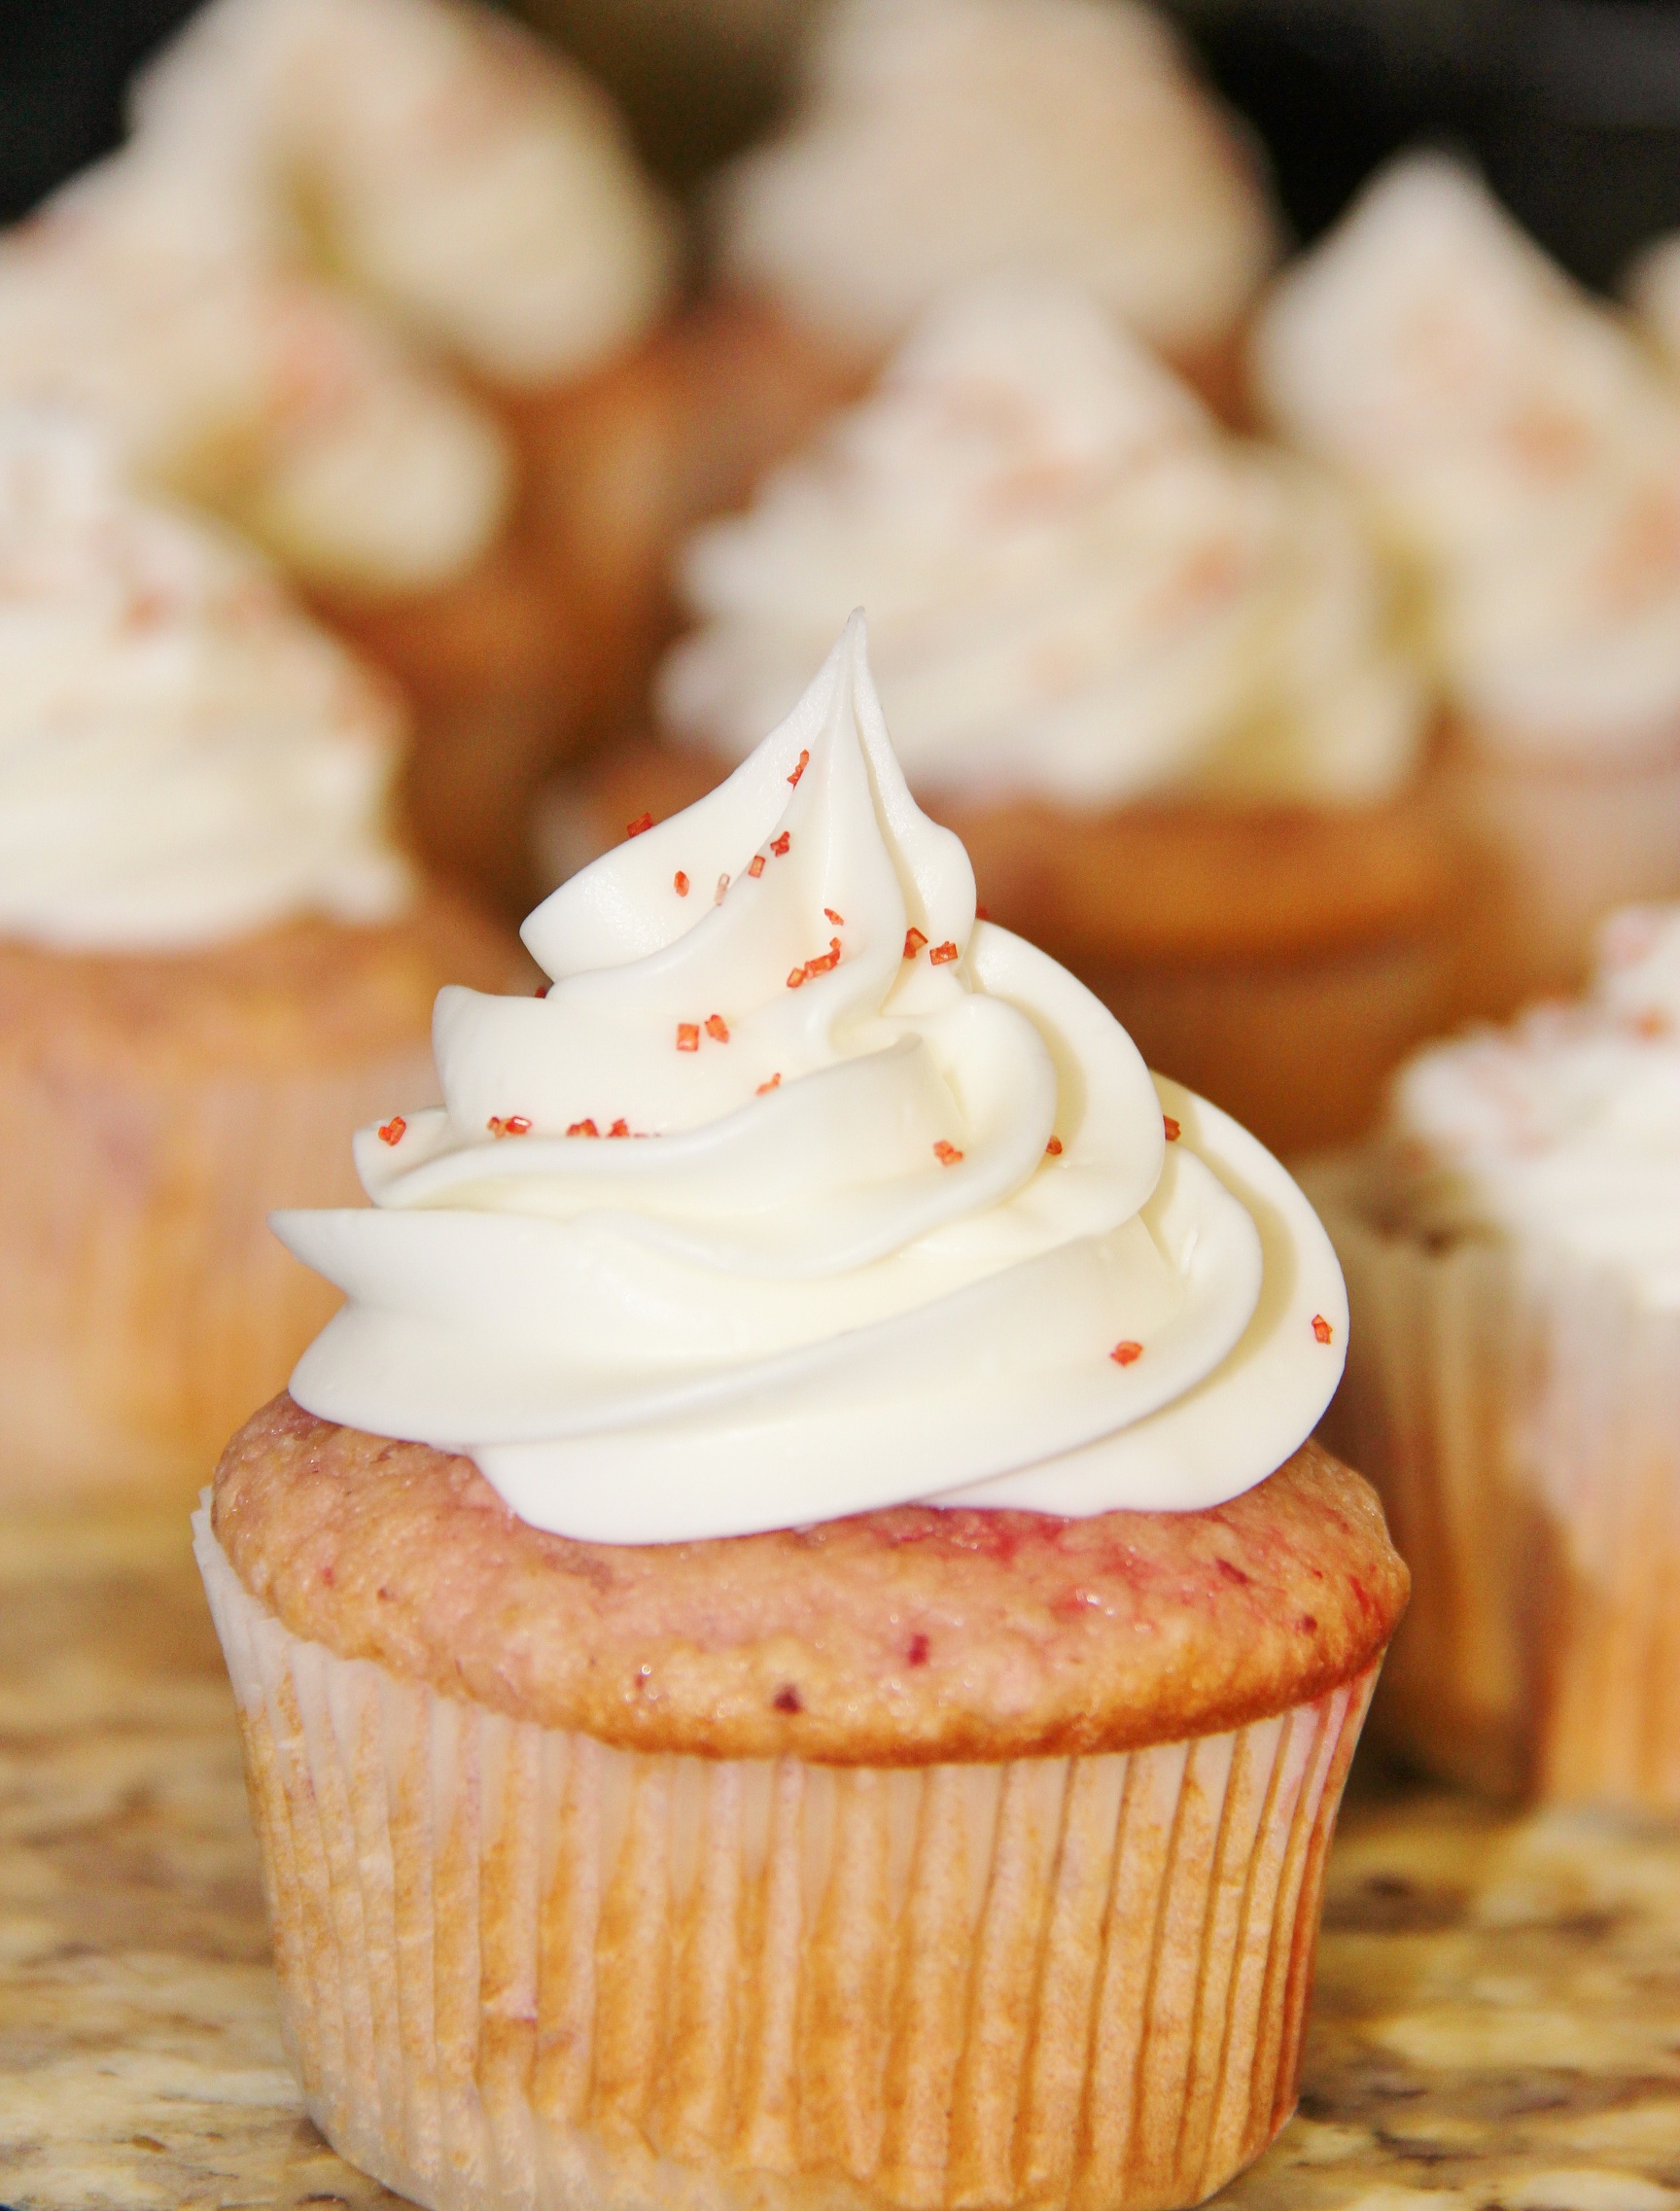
[1311, 1156, 1680, 1807]
[195, 1509, 1380, 2211]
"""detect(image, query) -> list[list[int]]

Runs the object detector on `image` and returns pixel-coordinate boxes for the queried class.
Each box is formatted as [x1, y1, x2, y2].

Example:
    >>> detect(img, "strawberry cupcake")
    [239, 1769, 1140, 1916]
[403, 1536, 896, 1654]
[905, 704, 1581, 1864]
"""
[197, 615, 1405, 2211]
[1254, 154, 1680, 1016]
[551, 279, 1447, 1155]
[0, 413, 512, 1501]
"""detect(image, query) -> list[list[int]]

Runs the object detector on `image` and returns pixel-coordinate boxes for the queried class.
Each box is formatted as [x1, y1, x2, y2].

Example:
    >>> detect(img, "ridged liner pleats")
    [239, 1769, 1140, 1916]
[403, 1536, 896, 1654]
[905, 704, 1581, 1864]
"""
[1313, 1158, 1680, 1807]
[196, 1510, 1380, 2211]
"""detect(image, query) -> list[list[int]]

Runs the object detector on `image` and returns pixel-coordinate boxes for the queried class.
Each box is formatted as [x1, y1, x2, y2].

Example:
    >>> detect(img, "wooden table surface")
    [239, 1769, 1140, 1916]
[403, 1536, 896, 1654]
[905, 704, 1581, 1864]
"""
[6, 1502, 1680, 2211]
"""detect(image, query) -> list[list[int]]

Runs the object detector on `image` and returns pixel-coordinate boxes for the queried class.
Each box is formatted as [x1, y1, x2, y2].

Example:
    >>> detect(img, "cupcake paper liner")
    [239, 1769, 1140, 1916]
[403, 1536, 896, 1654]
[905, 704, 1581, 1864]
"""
[195, 1507, 1379, 2211]
[1311, 1158, 1680, 1806]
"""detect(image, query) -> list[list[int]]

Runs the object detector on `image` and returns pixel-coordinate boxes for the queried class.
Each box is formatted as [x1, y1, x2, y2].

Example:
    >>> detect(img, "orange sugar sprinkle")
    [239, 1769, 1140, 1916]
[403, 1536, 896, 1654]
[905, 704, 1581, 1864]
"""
[1045, 1136, 1063, 1156]
[674, 870, 689, 896]
[824, 908, 844, 926]
[503, 1115, 532, 1137]
[756, 1072, 782, 1094]
[704, 1013, 729, 1042]
[748, 855, 766, 878]
[904, 927, 928, 959]
[976, 905, 991, 920]
[933, 1140, 963, 1166]
[377, 1116, 406, 1146]
[788, 749, 810, 787]
[787, 966, 807, 989]
[770, 831, 791, 857]
[1164, 1115, 1181, 1141]
[929, 939, 959, 965]
[608, 1118, 631, 1139]
[625, 812, 653, 837]
[676, 1022, 700, 1052]
[1111, 1341, 1143, 1367]
[568, 1119, 600, 1138]
[1312, 1314, 1334, 1345]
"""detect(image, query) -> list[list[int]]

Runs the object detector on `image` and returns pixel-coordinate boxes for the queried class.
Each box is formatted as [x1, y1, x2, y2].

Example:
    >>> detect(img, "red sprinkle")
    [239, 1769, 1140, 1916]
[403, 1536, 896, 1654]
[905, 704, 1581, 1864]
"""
[568, 1119, 600, 1138]
[976, 905, 991, 921]
[756, 1072, 782, 1094]
[704, 1013, 730, 1042]
[748, 855, 766, 879]
[1111, 1341, 1143, 1367]
[673, 870, 690, 896]
[535, 983, 549, 999]
[377, 1116, 406, 1146]
[608, 1118, 631, 1139]
[773, 1684, 802, 1714]
[906, 1632, 930, 1667]
[625, 812, 653, 838]
[933, 1140, 963, 1166]
[788, 749, 809, 788]
[929, 939, 959, 965]
[824, 908, 845, 926]
[1045, 1136, 1064, 1156]
[677, 1023, 700, 1052]
[770, 831, 791, 857]
[1164, 1115, 1181, 1141]
[904, 928, 928, 959]
[1312, 1314, 1334, 1345]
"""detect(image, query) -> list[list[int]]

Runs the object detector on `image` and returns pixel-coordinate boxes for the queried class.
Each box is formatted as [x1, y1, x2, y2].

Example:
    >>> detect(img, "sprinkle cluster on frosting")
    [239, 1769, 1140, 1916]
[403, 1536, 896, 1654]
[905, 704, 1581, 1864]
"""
[1379, 904, 1680, 1309]
[1255, 156, 1680, 762]
[0, 412, 411, 949]
[716, 0, 1278, 362]
[277, 615, 1348, 1542]
[0, 0, 673, 592]
[660, 279, 1425, 809]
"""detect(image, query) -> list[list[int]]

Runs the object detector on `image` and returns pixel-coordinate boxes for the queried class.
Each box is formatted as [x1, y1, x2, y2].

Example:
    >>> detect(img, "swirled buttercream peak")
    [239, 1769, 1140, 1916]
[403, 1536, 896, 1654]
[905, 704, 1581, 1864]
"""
[278, 616, 1347, 1539]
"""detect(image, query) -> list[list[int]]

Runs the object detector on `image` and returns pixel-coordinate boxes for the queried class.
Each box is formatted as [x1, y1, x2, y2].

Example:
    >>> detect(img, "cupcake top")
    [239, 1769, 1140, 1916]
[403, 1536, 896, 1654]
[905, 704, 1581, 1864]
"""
[0, 0, 674, 590]
[715, 0, 1278, 365]
[1378, 905, 1680, 1308]
[1254, 156, 1680, 763]
[0, 413, 412, 952]
[276, 615, 1348, 1543]
[660, 280, 1426, 810]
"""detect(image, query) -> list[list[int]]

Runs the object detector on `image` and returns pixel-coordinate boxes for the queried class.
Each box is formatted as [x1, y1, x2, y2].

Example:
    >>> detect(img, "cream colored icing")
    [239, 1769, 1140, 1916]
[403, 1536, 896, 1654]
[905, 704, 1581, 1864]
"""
[0, 413, 412, 951]
[1378, 904, 1680, 1310]
[716, 0, 1278, 362]
[0, 0, 673, 591]
[660, 279, 1425, 809]
[276, 616, 1347, 1542]
[1255, 155, 1680, 762]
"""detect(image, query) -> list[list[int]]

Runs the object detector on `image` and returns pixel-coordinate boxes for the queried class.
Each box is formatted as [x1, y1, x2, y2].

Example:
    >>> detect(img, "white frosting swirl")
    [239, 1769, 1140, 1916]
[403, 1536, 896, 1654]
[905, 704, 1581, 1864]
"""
[1254, 156, 1680, 762]
[1379, 904, 1680, 1310]
[0, 413, 412, 951]
[661, 280, 1425, 809]
[276, 616, 1347, 1542]
[716, 0, 1279, 362]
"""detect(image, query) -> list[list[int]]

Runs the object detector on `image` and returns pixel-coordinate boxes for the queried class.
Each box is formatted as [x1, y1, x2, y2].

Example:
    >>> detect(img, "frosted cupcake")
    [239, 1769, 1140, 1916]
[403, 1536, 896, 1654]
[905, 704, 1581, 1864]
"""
[0, 414, 512, 1502]
[1308, 905, 1680, 1806]
[0, 0, 678, 907]
[710, 0, 1280, 432]
[196, 614, 1405, 2211]
[557, 279, 1445, 1155]
[1254, 155, 1680, 1015]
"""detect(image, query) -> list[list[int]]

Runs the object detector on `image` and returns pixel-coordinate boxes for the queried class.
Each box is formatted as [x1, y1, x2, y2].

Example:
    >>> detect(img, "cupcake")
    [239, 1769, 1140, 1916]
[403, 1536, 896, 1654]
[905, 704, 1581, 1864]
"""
[1253, 154, 1680, 1016]
[0, 0, 678, 910]
[196, 614, 1405, 2211]
[1307, 904, 1680, 1807]
[0, 413, 513, 1502]
[552, 278, 1448, 1156]
[707, 0, 1281, 433]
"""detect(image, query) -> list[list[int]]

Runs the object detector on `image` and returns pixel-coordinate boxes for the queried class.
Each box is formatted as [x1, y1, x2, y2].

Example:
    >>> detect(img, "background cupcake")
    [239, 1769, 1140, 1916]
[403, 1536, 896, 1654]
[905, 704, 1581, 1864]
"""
[0, 0, 680, 913]
[197, 617, 1404, 2211]
[0, 410, 512, 1501]
[1254, 153, 1680, 1016]
[1308, 904, 1680, 1807]
[554, 278, 1449, 1156]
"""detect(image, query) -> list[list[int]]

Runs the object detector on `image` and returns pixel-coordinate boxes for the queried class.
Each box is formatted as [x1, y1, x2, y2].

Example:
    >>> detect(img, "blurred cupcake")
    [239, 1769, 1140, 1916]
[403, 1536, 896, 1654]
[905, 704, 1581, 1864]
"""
[0, 0, 679, 911]
[1255, 154, 1680, 1015]
[555, 279, 1447, 1155]
[197, 616, 1405, 2211]
[1308, 905, 1680, 1807]
[709, 0, 1281, 431]
[0, 413, 513, 1503]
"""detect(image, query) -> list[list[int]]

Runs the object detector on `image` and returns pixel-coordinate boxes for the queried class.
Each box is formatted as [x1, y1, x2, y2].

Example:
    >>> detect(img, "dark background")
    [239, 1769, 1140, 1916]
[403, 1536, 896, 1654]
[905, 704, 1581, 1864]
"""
[5, 0, 1680, 291]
